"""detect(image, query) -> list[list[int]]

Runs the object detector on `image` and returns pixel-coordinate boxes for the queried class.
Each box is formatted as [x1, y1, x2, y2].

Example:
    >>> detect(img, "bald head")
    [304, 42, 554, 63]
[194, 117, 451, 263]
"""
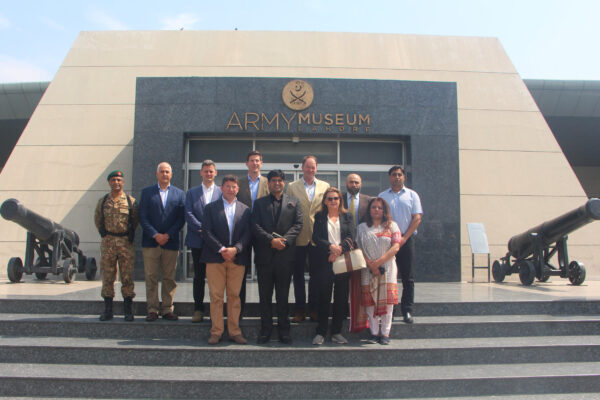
[346, 173, 362, 196]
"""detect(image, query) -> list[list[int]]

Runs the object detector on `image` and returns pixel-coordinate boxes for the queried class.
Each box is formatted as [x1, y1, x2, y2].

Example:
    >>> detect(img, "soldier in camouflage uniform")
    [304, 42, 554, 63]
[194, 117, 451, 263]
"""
[94, 170, 139, 321]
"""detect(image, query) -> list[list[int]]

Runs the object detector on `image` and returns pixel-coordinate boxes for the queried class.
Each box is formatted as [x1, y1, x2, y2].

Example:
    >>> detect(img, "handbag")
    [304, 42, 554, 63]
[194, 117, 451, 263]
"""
[332, 238, 366, 274]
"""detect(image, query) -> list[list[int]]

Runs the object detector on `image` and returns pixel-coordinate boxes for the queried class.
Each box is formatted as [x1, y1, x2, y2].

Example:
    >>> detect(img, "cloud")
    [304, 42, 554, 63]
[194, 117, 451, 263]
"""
[39, 16, 65, 32]
[0, 55, 53, 83]
[0, 14, 11, 29]
[161, 13, 200, 30]
[88, 9, 129, 30]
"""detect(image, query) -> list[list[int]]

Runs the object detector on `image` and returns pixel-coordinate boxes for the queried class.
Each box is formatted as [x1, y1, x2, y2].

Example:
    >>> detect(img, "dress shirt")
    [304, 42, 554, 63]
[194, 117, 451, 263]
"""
[327, 216, 342, 245]
[379, 186, 423, 236]
[202, 183, 215, 206]
[222, 197, 237, 245]
[158, 184, 170, 208]
[303, 178, 316, 202]
[248, 174, 260, 208]
[270, 194, 282, 225]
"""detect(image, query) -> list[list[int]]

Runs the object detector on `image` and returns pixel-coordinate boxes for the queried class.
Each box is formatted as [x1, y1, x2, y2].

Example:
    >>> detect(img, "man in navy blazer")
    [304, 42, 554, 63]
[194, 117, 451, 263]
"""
[139, 162, 185, 322]
[184, 160, 222, 323]
[201, 175, 251, 345]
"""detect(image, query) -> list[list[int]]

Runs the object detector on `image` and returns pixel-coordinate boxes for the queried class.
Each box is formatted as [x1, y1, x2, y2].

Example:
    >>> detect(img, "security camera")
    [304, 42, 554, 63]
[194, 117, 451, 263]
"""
[293, 164, 299, 169]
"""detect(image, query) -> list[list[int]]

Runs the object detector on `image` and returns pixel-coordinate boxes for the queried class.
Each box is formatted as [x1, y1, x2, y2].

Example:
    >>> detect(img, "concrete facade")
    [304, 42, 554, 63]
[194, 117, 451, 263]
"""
[0, 30, 598, 281]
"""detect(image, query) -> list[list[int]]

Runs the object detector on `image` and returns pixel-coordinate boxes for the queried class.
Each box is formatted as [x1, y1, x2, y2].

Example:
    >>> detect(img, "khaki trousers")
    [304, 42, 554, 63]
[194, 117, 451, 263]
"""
[143, 247, 178, 315]
[206, 261, 245, 337]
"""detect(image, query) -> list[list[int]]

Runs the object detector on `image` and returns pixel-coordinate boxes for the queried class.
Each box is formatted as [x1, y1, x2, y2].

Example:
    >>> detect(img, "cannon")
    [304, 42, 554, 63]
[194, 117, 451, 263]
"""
[1, 198, 97, 283]
[492, 198, 600, 286]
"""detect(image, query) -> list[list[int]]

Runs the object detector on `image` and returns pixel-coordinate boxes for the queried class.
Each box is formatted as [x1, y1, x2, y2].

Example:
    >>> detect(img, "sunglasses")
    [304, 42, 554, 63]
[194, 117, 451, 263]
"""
[326, 197, 340, 201]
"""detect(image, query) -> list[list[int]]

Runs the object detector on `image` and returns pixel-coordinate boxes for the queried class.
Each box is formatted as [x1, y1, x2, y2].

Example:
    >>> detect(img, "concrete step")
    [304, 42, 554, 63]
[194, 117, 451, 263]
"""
[0, 313, 599, 340]
[2, 298, 600, 316]
[1, 335, 599, 367]
[0, 362, 599, 399]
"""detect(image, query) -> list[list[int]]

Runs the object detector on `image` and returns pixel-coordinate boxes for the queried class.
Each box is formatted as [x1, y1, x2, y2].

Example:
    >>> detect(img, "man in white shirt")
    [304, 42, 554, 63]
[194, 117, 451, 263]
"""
[379, 165, 423, 324]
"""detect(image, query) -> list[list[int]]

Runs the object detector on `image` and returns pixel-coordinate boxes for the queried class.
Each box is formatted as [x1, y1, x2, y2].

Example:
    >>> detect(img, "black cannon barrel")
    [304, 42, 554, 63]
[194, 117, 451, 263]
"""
[508, 198, 600, 259]
[1, 198, 79, 245]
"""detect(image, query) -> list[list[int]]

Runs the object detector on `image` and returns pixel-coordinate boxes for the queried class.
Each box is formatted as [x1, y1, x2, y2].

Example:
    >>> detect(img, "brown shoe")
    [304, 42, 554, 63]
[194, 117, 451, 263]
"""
[309, 311, 318, 322]
[229, 334, 247, 344]
[191, 310, 204, 323]
[208, 335, 221, 345]
[145, 312, 158, 322]
[162, 312, 179, 321]
[292, 310, 306, 323]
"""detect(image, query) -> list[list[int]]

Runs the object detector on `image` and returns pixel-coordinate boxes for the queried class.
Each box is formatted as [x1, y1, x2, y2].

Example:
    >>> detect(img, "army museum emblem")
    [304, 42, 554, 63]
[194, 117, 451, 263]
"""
[282, 80, 314, 111]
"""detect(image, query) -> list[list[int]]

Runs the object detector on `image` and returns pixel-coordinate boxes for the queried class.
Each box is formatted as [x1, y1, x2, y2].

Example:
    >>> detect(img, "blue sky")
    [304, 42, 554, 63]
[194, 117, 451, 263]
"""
[1, 0, 599, 82]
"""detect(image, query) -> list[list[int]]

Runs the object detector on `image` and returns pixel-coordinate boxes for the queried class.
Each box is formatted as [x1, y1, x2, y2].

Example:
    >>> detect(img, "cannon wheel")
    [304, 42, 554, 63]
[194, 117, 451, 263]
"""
[35, 272, 48, 280]
[568, 261, 586, 286]
[84, 257, 97, 281]
[7, 257, 24, 283]
[492, 260, 506, 282]
[62, 259, 77, 283]
[518, 260, 536, 286]
[538, 265, 551, 282]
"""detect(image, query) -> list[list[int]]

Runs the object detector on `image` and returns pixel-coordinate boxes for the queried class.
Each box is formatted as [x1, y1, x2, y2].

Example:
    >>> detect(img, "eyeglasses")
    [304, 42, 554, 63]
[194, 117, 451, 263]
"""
[371, 206, 383, 210]
[326, 197, 340, 201]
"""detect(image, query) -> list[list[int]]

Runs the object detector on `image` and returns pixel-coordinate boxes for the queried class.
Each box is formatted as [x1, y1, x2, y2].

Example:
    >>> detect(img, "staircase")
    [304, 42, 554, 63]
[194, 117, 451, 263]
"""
[0, 298, 599, 399]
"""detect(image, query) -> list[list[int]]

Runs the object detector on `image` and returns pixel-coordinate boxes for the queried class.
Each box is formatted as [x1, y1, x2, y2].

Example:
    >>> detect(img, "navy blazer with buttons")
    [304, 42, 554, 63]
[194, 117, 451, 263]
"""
[200, 197, 251, 265]
[139, 184, 186, 250]
[184, 184, 222, 249]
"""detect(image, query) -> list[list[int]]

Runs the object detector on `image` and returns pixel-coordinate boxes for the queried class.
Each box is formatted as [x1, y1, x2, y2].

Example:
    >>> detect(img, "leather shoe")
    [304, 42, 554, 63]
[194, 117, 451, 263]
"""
[162, 312, 179, 321]
[292, 310, 306, 323]
[279, 334, 293, 344]
[145, 312, 158, 322]
[309, 311, 318, 322]
[257, 334, 271, 344]
[191, 310, 204, 323]
[208, 335, 221, 345]
[403, 312, 414, 324]
[229, 334, 247, 344]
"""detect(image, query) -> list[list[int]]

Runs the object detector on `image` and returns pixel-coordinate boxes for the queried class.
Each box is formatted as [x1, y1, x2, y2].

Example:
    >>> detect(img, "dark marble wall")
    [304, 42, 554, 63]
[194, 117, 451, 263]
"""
[133, 77, 459, 282]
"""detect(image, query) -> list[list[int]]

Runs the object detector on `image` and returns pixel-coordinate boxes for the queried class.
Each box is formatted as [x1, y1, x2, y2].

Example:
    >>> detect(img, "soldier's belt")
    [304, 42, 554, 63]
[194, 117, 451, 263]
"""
[104, 231, 129, 237]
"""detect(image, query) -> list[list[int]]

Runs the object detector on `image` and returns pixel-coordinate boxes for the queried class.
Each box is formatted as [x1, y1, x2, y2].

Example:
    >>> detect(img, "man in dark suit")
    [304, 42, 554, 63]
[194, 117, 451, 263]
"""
[343, 173, 371, 228]
[184, 160, 222, 323]
[201, 175, 251, 345]
[236, 150, 269, 319]
[139, 162, 185, 322]
[251, 170, 303, 344]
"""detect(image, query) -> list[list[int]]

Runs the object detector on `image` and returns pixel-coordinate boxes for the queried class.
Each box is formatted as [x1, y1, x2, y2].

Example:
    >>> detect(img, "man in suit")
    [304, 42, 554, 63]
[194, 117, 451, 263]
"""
[201, 175, 251, 345]
[236, 150, 269, 319]
[184, 160, 221, 323]
[343, 173, 371, 228]
[286, 155, 330, 322]
[139, 162, 185, 322]
[251, 170, 303, 344]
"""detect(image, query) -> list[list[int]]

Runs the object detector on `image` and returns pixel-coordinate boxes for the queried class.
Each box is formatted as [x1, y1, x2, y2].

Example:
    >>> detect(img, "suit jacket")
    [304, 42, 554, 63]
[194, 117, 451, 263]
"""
[184, 184, 222, 248]
[200, 198, 251, 265]
[312, 211, 357, 268]
[286, 178, 330, 246]
[342, 192, 371, 225]
[251, 194, 303, 266]
[139, 184, 186, 250]
[237, 175, 269, 209]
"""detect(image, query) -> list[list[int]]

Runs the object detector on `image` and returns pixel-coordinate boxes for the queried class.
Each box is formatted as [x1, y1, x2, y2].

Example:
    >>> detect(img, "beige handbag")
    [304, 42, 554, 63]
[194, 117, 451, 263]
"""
[332, 247, 367, 275]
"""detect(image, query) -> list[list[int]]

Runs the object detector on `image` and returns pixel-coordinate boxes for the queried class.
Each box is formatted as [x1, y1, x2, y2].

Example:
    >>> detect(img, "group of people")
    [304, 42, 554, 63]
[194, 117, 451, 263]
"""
[94, 151, 423, 346]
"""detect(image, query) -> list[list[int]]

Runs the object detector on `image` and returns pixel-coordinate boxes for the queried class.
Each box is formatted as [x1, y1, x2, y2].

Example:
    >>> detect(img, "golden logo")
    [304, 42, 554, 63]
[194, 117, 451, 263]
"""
[282, 80, 314, 111]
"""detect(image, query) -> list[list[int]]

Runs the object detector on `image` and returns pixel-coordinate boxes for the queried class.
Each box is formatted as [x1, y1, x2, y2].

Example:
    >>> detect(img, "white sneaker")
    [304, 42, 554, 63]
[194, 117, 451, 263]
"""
[331, 333, 348, 344]
[312, 334, 325, 345]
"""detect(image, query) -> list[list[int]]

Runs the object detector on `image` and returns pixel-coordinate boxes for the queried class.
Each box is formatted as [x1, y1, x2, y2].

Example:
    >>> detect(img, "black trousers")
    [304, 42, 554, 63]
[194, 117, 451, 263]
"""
[395, 235, 415, 314]
[191, 248, 206, 312]
[292, 245, 318, 313]
[256, 260, 293, 336]
[316, 266, 349, 336]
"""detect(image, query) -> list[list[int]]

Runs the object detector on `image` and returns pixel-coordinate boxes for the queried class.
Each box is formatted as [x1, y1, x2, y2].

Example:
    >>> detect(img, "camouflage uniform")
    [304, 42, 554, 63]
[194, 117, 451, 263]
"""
[94, 193, 139, 299]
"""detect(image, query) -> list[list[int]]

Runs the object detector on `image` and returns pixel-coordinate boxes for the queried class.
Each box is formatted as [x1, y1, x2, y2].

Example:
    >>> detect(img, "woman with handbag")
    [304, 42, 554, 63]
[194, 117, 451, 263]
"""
[356, 197, 401, 345]
[311, 187, 356, 345]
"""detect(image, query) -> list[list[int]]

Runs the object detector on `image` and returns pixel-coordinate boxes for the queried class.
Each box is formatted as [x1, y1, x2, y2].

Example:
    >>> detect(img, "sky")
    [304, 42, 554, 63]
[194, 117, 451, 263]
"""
[1, 0, 599, 83]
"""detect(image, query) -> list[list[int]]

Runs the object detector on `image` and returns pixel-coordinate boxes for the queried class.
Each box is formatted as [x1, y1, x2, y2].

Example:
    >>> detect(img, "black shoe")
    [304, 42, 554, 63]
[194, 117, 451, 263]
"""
[99, 297, 113, 321]
[403, 312, 414, 324]
[279, 334, 292, 344]
[123, 297, 134, 322]
[257, 330, 271, 344]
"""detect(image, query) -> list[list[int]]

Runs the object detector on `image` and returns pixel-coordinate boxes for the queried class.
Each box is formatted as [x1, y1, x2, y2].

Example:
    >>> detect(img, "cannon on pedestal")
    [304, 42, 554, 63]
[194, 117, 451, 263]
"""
[493, 198, 600, 286]
[1, 198, 97, 283]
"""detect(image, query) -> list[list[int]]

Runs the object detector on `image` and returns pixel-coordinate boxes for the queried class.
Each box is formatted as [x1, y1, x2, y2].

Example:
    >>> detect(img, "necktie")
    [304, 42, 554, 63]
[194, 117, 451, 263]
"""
[349, 195, 356, 227]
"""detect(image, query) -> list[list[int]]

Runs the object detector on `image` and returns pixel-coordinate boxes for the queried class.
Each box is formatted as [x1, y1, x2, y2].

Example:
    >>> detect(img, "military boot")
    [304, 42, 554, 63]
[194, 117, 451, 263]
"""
[99, 297, 113, 321]
[123, 297, 134, 322]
